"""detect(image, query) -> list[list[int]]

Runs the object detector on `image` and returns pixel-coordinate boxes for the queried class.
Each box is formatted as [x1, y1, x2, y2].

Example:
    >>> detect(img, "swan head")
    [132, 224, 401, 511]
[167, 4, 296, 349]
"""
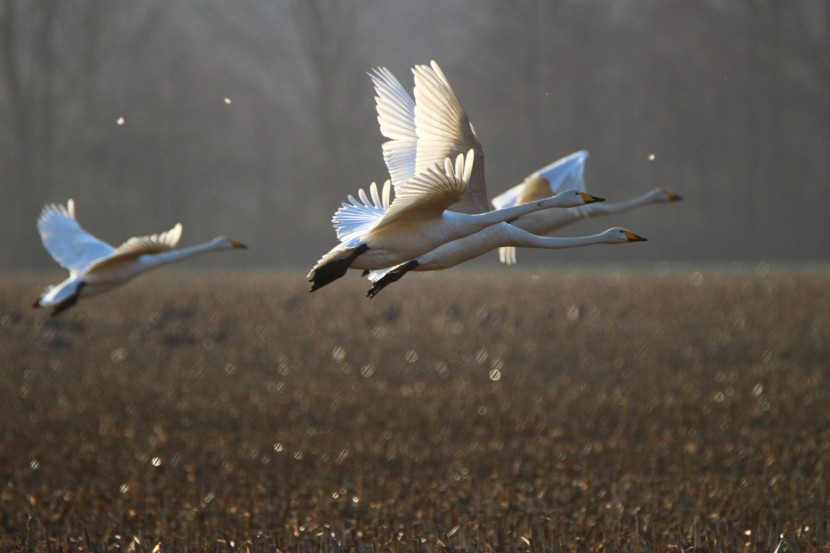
[602, 227, 648, 243]
[651, 188, 683, 203]
[209, 236, 248, 250]
[551, 190, 605, 208]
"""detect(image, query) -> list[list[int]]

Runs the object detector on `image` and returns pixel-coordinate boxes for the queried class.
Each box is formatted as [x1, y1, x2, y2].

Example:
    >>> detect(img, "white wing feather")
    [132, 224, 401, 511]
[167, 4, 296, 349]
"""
[332, 181, 392, 245]
[108, 223, 182, 258]
[412, 61, 488, 214]
[370, 68, 417, 188]
[37, 199, 114, 273]
[376, 150, 474, 228]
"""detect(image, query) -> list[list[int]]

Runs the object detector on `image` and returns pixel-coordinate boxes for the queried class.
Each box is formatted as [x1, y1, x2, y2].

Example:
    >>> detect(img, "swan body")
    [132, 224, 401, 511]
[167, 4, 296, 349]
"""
[308, 151, 604, 291]
[491, 151, 682, 264]
[366, 226, 647, 298]
[34, 199, 246, 315]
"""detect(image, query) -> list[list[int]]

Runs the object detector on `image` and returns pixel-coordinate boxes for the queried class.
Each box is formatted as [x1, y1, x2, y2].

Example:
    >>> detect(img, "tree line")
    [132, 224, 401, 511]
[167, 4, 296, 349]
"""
[1, 0, 827, 269]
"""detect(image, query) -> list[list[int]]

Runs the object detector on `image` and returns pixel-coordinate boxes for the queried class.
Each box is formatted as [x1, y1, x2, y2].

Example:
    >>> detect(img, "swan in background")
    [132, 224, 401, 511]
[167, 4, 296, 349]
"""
[365, 226, 647, 298]
[308, 151, 605, 291]
[34, 199, 247, 316]
[491, 151, 682, 264]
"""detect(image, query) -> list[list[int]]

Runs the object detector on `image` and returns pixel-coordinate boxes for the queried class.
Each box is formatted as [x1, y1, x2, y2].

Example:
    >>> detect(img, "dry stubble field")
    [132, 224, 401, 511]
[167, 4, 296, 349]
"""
[0, 268, 829, 552]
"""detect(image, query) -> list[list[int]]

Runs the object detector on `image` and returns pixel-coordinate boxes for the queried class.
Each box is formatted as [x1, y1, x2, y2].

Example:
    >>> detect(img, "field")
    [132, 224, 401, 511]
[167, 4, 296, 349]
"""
[1, 268, 828, 552]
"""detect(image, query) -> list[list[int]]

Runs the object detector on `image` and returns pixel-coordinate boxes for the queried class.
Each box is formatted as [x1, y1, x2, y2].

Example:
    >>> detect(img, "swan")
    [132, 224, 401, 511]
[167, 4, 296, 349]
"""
[307, 151, 604, 291]
[491, 151, 682, 264]
[34, 199, 247, 316]
[365, 225, 647, 297]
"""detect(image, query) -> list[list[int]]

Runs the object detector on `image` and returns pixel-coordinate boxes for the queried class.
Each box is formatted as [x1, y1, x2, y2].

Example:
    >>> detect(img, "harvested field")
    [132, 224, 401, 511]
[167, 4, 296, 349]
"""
[1, 268, 829, 552]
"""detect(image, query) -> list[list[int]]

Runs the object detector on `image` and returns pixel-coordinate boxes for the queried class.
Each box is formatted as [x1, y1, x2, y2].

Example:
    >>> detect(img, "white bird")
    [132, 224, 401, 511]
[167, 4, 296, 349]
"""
[34, 199, 247, 316]
[309, 61, 605, 291]
[365, 225, 647, 298]
[491, 151, 682, 264]
[307, 151, 604, 291]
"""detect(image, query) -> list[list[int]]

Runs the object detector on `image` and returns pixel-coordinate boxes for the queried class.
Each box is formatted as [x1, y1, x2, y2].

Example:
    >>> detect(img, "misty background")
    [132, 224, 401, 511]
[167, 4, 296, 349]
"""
[1, 0, 827, 271]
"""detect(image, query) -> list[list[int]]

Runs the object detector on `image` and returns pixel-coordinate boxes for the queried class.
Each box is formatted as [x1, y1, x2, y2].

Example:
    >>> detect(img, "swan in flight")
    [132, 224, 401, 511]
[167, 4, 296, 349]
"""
[309, 61, 604, 291]
[308, 151, 604, 291]
[34, 199, 247, 316]
[365, 225, 647, 298]
[491, 151, 682, 264]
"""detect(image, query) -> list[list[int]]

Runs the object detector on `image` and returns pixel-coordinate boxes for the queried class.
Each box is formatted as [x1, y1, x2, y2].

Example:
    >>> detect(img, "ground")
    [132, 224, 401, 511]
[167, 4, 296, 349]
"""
[1, 267, 828, 552]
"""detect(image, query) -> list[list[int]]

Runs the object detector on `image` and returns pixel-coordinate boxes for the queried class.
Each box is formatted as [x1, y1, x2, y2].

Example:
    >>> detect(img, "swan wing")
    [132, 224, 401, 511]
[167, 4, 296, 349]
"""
[491, 151, 590, 209]
[332, 180, 392, 245]
[37, 199, 115, 273]
[85, 223, 182, 273]
[375, 150, 474, 229]
[369, 67, 417, 188]
[413, 61, 488, 214]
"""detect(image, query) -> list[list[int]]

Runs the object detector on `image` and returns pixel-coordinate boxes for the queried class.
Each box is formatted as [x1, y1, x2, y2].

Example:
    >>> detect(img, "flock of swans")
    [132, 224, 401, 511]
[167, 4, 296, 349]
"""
[34, 61, 680, 316]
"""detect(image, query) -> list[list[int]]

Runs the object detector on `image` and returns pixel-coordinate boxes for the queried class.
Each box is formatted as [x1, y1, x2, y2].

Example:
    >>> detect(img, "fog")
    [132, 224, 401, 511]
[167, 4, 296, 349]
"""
[1, 0, 827, 270]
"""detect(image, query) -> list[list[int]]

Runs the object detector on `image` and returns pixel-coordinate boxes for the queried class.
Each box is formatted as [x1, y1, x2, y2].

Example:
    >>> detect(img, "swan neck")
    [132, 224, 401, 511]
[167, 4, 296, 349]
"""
[587, 192, 655, 216]
[143, 241, 220, 268]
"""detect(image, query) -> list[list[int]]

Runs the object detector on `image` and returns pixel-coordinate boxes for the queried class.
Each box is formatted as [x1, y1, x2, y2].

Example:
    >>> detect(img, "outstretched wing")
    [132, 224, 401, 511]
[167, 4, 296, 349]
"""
[369, 68, 417, 188]
[86, 223, 182, 273]
[492, 151, 590, 209]
[375, 150, 475, 230]
[331, 180, 392, 246]
[413, 61, 488, 214]
[37, 199, 114, 273]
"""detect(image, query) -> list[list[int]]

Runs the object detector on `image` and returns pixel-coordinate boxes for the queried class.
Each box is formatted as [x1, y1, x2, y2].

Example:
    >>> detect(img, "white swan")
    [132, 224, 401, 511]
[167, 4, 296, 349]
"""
[34, 199, 247, 316]
[307, 151, 604, 291]
[491, 151, 682, 264]
[365, 225, 646, 298]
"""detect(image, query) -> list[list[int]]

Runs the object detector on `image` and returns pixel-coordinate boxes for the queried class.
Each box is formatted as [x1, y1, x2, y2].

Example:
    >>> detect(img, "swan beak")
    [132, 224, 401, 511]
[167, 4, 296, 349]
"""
[624, 230, 648, 242]
[667, 190, 683, 202]
[231, 240, 247, 249]
[579, 192, 605, 204]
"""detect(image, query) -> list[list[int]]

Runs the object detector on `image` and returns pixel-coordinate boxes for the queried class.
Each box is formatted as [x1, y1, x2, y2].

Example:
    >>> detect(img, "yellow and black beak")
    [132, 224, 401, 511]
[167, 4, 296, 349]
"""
[624, 230, 648, 242]
[231, 240, 248, 249]
[667, 190, 683, 202]
[579, 192, 605, 204]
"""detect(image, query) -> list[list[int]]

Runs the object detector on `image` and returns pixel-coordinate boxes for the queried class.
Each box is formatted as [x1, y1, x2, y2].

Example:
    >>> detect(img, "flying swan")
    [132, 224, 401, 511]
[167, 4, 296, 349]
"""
[491, 151, 682, 264]
[34, 199, 246, 316]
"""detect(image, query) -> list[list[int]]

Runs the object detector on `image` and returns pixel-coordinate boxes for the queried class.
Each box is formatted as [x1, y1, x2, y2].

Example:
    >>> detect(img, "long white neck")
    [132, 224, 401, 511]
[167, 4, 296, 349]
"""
[140, 240, 225, 270]
[585, 190, 660, 217]
[506, 227, 615, 249]
[464, 194, 579, 229]
[417, 224, 614, 271]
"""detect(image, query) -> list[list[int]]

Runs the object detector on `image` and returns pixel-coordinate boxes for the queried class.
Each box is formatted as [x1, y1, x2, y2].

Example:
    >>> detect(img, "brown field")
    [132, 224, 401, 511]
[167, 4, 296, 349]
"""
[1, 268, 829, 552]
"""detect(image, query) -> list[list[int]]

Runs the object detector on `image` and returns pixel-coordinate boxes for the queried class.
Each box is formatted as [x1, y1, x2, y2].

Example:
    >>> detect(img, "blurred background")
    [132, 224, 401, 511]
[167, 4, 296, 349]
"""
[1, 0, 827, 270]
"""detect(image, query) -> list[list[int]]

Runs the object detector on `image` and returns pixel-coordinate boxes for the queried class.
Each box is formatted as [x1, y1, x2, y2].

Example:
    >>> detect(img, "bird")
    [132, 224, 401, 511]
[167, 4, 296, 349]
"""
[307, 151, 604, 291]
[365, 225, 647, 298]
[491, 151, 682, 264]
[33, 199, 247, 316]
